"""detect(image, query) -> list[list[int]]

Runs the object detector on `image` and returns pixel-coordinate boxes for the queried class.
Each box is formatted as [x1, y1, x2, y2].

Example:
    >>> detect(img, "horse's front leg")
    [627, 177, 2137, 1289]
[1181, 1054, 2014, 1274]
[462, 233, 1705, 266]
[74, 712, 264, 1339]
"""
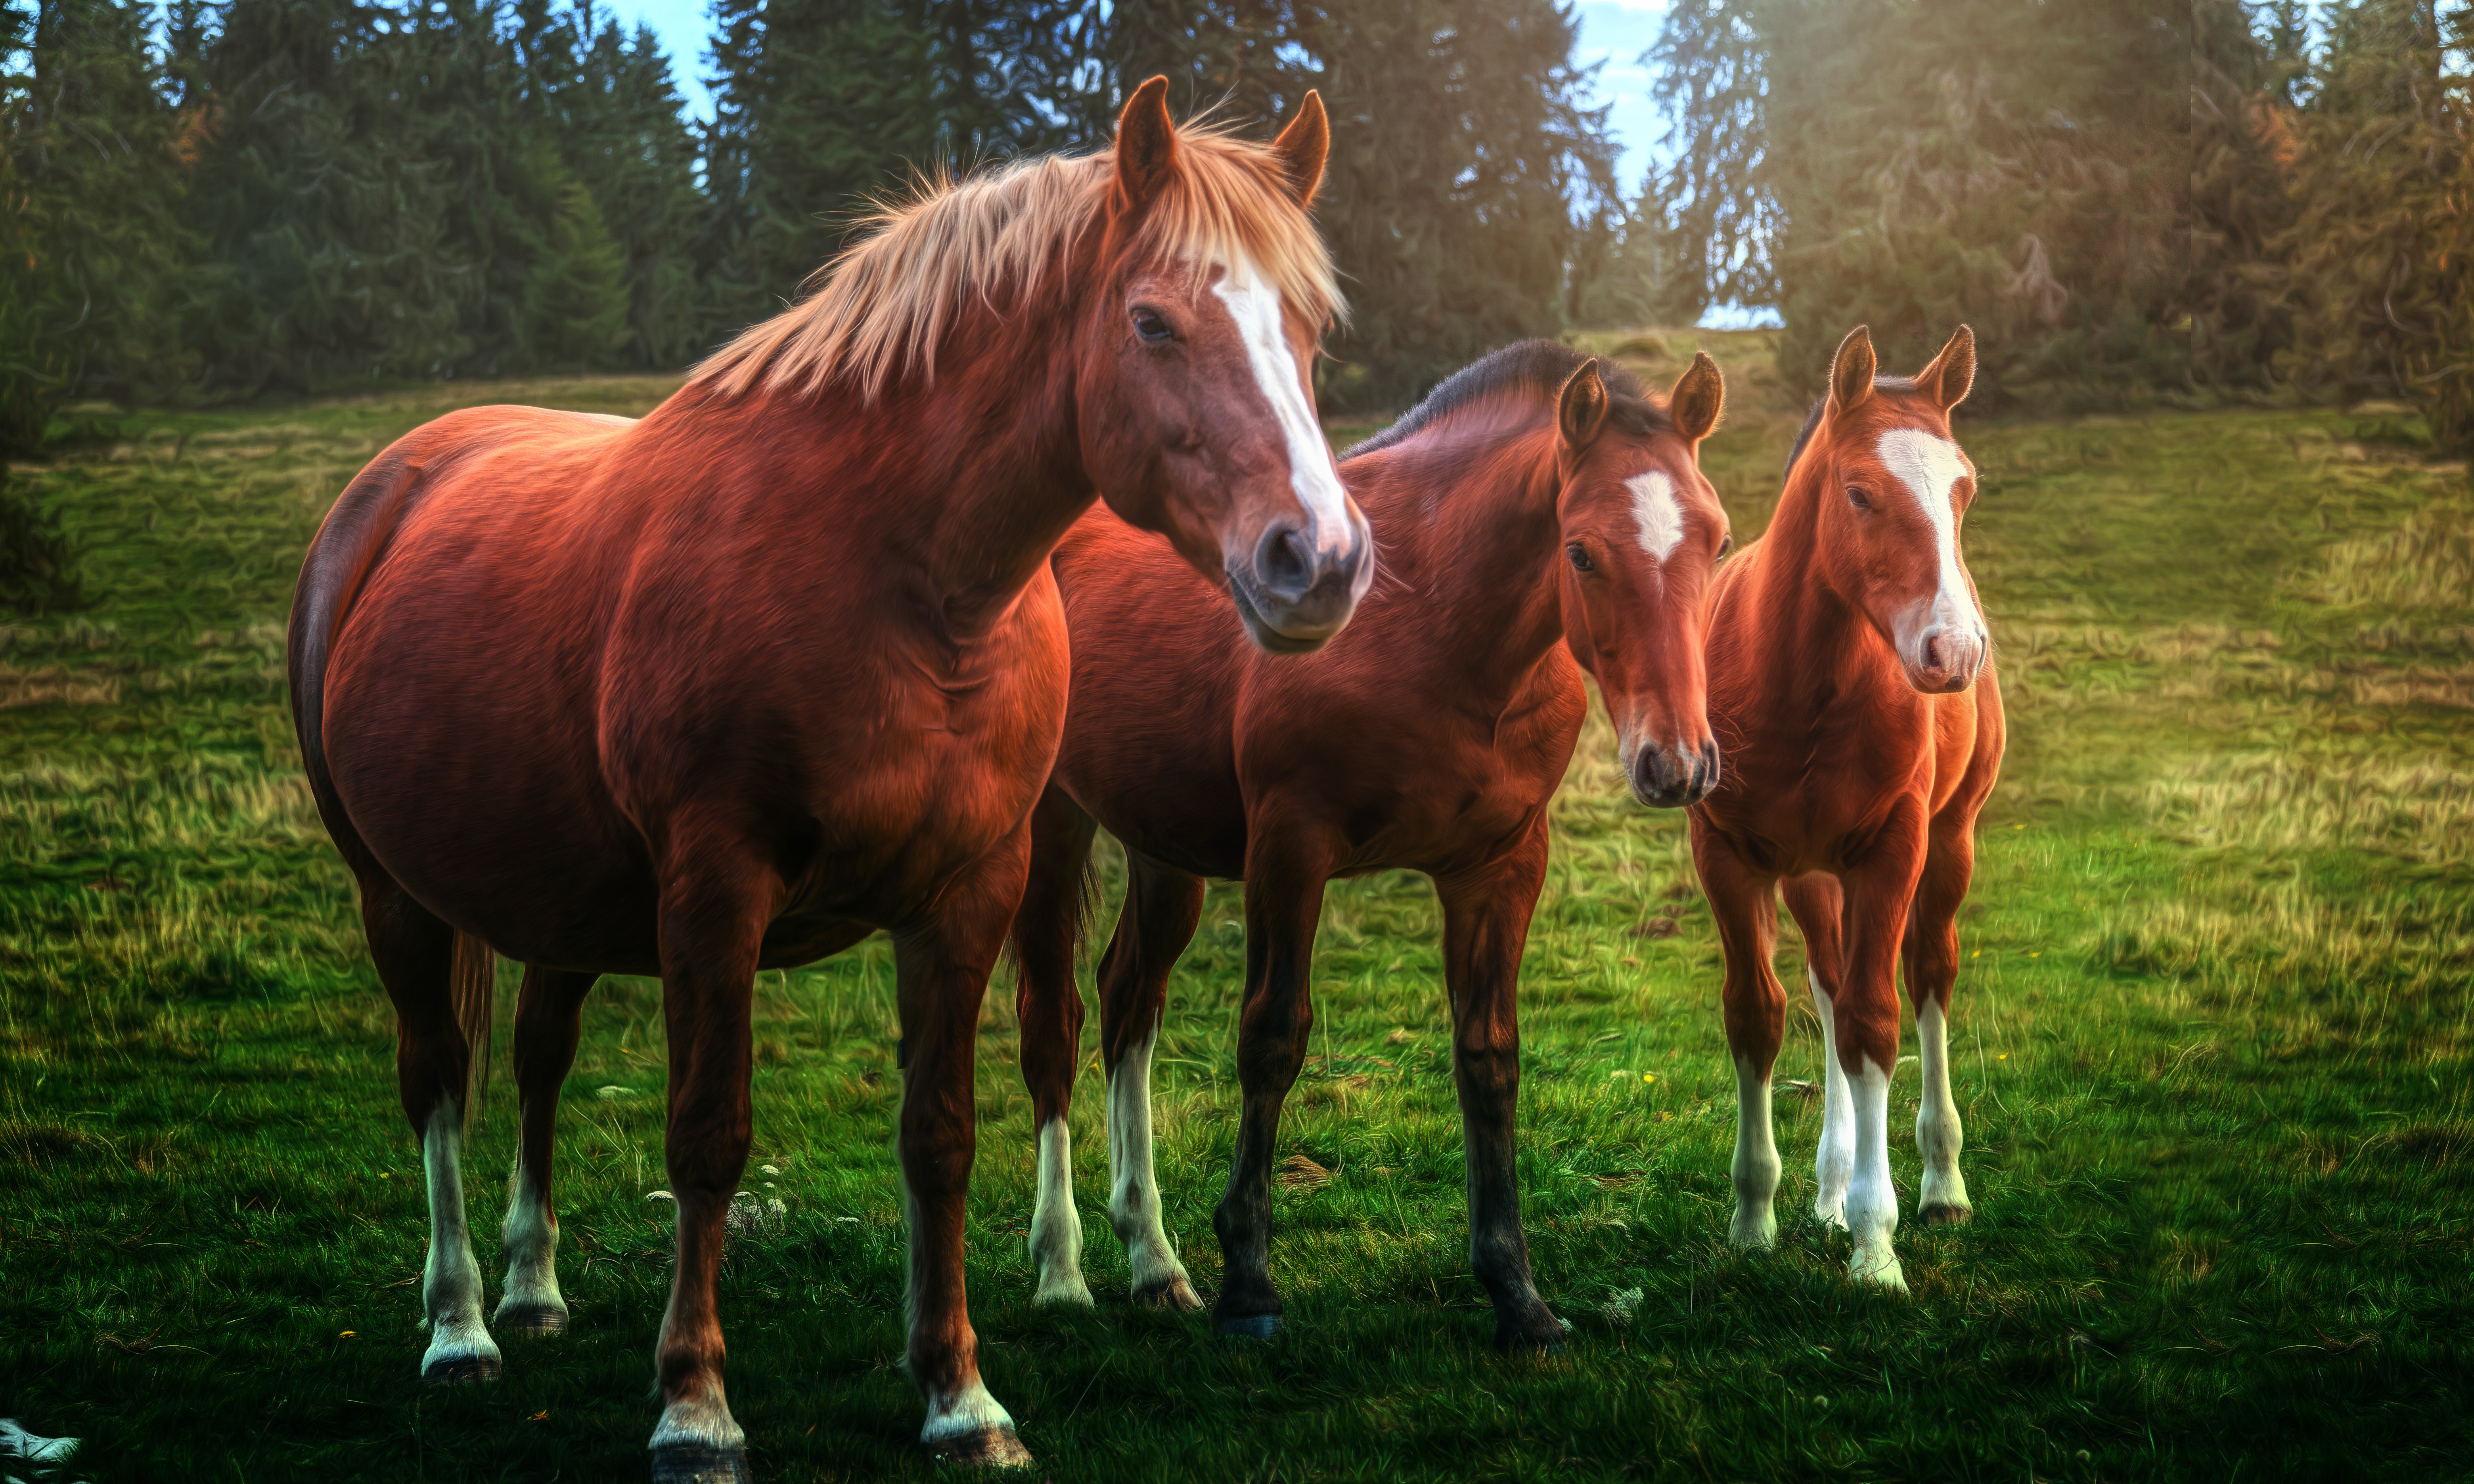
[1690, 811, 1786, 1251]
[1009, 785, 1099, 1308]
[646, 843, 772, 1483]
[1835, 812, 1930, 1291]
[1211, 824, 1332, 1339]
[498, 966, 599, 1337]
[896, 830, 1035, 1466]
[1096, 852, 1208, 1310]
[1435, 824, 1564, 1350]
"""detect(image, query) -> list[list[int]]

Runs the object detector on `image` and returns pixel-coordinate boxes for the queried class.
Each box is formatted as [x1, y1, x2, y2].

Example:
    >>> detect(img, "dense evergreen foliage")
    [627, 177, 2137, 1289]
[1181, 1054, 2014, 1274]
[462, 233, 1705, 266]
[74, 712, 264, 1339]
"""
[3, 1, 2468, 443]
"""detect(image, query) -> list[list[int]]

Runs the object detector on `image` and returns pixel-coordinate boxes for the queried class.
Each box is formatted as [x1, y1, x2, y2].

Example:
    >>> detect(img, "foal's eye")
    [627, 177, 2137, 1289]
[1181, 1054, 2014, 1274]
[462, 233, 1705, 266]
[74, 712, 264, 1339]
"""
[1846, 484, 1874, 513]
[1566, 541, 1594, 573]
[1132, 308, 1174, 343]
[1717, 534, 1733, 559]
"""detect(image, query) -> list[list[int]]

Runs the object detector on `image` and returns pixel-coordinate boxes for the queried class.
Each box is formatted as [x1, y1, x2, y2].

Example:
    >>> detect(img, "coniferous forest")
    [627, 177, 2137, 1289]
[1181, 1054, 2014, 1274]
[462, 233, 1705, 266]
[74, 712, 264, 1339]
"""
[3, 0, 2469, 449]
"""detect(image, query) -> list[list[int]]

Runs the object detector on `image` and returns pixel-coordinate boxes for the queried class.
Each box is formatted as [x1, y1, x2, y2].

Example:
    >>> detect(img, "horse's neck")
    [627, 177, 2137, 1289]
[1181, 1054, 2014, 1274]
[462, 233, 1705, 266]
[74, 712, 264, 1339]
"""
[1733, 477, 1884, 703]
[1365, 421, 1566, 692]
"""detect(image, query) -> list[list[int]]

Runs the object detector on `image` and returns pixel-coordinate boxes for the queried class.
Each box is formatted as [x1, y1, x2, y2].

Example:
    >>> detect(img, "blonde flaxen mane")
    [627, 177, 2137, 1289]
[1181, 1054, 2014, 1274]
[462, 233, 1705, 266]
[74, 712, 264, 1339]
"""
[693, 122, 1343, 404]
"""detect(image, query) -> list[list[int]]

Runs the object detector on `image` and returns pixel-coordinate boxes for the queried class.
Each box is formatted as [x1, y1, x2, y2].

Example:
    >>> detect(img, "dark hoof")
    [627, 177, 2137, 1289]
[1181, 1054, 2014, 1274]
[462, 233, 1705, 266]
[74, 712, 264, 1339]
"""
[924, 1425, 1034, 1468]
[421, 1355, 502, 1386]
[1216, 1314, 1281, 1341]
[1919, 1203, 1973, 1227]
[497, 1304, 569, 1337]
[649, 1443, 751, 1484]
[1494, 1317, 1569, 1354]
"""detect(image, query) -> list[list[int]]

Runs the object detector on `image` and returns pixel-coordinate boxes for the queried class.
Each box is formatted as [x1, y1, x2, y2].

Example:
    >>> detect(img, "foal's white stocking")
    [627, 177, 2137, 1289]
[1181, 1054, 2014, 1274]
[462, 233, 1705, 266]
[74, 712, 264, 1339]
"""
[1028, 1118, 1094, 1306]
[1810, 973, 1856, 1226]
[1727, 1056, 1781, 1248]
[1915, 999, 1972, 1221]
[1106, 1024, 1201, 1308]
[1844, 1056, 1907, 1291]
[495, 1156, 568, 1333]
[418, 1103, 503, 1381]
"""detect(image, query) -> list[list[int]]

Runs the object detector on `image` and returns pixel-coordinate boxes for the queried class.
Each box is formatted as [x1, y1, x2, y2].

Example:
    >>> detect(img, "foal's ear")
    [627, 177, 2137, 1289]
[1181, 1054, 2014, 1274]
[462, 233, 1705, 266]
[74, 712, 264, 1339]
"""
[1558, 358, 1611, 454]
[1271, 90, 1329, 205]
[1669, 351, 1725, 446]
[1826, 325, 1876, 420]
[1115, 76, 1179, 212]
[1915, 324, 1976, 412]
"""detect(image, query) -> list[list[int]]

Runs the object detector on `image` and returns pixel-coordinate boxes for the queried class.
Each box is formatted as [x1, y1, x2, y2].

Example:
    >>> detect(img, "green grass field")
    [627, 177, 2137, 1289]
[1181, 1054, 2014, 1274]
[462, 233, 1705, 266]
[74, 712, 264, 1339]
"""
[4, 338, 2471, 1481]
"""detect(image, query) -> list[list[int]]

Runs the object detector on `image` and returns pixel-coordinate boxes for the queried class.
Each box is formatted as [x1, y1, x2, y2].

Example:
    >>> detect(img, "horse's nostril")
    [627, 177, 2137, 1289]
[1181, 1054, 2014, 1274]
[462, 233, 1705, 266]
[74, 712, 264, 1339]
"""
[1254, 524, 1314, 600]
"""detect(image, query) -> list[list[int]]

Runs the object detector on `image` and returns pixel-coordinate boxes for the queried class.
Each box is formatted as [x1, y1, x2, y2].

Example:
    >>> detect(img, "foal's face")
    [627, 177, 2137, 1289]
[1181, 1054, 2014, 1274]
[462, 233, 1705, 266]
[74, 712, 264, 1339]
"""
[1809, 326, 1987, 694]
[1077, 85, 1373, 655]
[1552, 355, 1729, 808]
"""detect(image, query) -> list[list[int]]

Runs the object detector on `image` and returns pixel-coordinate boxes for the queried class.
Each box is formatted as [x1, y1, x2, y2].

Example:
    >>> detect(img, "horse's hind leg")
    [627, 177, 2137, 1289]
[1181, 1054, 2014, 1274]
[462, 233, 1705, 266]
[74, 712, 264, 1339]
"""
[497, 966, 599, 1335]
[1436, 824, 1563, 1350]
[361, 877, 502, 1384]
[1903, 826, 1977, 1225]
[1782, 874, 1855, 1227]
[1691, 813, 1784, 1250]
[1096, 853, 1207, 1310]
[1011, 785, 1099, 1308]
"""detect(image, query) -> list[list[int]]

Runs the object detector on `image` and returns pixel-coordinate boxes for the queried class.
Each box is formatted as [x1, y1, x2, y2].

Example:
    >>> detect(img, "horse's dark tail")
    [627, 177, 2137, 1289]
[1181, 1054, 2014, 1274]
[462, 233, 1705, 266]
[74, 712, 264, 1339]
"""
[452, 931, 497, 1132]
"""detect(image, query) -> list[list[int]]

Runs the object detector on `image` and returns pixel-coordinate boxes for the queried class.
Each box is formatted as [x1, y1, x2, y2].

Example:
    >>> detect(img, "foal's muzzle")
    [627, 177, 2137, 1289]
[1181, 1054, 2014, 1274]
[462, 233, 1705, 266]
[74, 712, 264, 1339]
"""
[1227, 511, 1374, 654]
[1629, 734, 1721, 809]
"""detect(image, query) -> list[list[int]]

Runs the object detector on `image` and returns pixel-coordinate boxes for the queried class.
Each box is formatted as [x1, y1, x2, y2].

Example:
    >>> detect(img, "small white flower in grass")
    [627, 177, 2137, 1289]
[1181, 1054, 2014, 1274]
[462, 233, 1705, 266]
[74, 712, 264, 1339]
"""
[758, 1163, 781, 1177]
[1611, 1069, 1631, 1080]
[1601, 1287, 1643, 1326]
[596, 1086, 634, 1101]
[644, 1190, 674, 1203]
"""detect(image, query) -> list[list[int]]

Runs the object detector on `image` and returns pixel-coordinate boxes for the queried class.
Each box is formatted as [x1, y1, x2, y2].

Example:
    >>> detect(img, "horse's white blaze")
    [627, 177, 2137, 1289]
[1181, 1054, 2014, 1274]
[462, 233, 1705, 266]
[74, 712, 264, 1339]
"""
[1106, 1022, 1194, 1300]
[1845, 1056, 1907, 1290]
[1214, 257, 1352, 557]
[1915, 999, 1971, 1215]
[1810, 971, 1856, 1226]
[495, 1158, 565, 1326]
[1626, 470, 1687, 563]
[418, 1103, 502, 1376]
[920, 1376, 1021, 1446]
[1727, 1056, 1782, 1249]
[1875, 427, 1982, 639]
[1028, 1117, 1093, 1307]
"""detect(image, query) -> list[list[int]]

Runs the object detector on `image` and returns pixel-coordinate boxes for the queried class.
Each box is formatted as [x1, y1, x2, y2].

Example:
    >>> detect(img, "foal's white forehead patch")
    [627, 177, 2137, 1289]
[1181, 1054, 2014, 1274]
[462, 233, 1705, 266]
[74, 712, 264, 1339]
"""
[1874, 428, 1969, 537]
[1626, 471, 1686, 562]
[1212, 257, 1351, 555]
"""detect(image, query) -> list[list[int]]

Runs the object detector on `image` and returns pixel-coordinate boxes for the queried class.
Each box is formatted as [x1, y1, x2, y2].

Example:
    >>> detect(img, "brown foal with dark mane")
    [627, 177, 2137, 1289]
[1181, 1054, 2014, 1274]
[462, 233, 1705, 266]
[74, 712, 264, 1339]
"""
[287, 83, 1371, 1478]
[1689, 325, 2003, 1291]
[1006, 341, 1727, 1348]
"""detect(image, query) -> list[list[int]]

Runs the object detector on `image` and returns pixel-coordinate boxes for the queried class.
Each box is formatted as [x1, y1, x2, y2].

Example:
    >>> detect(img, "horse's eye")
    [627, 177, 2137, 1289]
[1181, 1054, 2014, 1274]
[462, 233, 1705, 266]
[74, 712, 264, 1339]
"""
[1717, 534, 1733, 559]
[1132, 308, 1174, 343]
[1846, 484, 1873, 513]
[1566, 541, 1594, 573]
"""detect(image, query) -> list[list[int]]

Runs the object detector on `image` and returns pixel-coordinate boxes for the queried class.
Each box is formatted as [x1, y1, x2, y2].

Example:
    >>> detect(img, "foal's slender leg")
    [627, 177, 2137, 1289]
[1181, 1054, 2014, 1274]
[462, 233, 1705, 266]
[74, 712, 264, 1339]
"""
[1903, 823, 1978, 1225]
[1096, 853, 1208, 1310]
[646, 847, 772, 1482]
[496, 966, 599, 1336]
[896, 830, 1034, 1466]
[360, 876, 502, 1384]
[1782, 874, 1855, 1227]
[1435, 825, 1564, 1350]
[1836, 815, 1929, 1291]
[1212, 828, 1331, 1338]
[1689, 814, 1785, 1250]
[1011, 786, 1099, 1308]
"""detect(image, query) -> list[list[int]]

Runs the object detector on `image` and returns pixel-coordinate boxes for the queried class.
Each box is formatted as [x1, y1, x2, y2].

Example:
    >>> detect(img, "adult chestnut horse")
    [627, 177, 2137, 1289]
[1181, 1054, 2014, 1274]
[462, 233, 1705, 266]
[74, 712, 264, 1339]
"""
[286, 83, 1371, 1478]
[1688, 325, 2002, 1291]
[1007, 341, 1727, 1347]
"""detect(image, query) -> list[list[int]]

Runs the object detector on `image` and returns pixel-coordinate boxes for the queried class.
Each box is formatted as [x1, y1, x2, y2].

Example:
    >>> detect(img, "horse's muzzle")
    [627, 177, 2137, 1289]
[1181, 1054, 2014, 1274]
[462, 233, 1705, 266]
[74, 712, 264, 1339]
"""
[1629, 735, 1721, 808]
[1227, 513, 1373, 654]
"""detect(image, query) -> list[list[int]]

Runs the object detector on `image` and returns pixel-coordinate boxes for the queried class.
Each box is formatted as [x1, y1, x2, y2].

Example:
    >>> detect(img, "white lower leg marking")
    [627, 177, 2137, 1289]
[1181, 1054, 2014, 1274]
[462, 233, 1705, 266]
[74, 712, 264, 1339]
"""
[1916, 999, 1970, 1216]
[1810, 972, 1856, 1226]
[495, 1158, 565, 1328]
[920, 1376, 1021, 1446]
[1028, 1117, 1093, 1307]
[1845, 1056, 1907, 1290]
[1107, 1023, 1197, 1304]
[419, 1103, 502, 1377]
[650, 1388, 745, 1452]
[1728, 1056, 1781, 1248]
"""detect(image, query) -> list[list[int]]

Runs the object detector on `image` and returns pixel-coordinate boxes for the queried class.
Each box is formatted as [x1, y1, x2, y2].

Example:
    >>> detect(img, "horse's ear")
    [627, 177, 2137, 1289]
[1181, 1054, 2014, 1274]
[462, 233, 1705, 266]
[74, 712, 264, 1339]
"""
[1670, 350, 1725, 445]
[1115, 76, 1178, 212]
[1916, 324, 1976, 412]
[1270, 90, 1329, 205]
[1558, 358, 1611, 454]
[1826, 325, 1876, 420]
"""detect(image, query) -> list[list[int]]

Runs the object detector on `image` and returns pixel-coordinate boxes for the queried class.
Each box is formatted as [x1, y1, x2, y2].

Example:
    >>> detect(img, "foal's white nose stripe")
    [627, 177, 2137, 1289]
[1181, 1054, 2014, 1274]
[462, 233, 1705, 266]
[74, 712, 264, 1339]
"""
[1213, 257, 1350, 556]
[1627, 470, 1685, 562]
[1875, 428, 1978, 625]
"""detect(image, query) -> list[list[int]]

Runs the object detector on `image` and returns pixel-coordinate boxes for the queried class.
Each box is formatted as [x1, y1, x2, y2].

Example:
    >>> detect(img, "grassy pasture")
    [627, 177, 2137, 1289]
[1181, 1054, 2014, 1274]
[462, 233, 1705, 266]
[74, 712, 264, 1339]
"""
[4, 336, 2472, 1481]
